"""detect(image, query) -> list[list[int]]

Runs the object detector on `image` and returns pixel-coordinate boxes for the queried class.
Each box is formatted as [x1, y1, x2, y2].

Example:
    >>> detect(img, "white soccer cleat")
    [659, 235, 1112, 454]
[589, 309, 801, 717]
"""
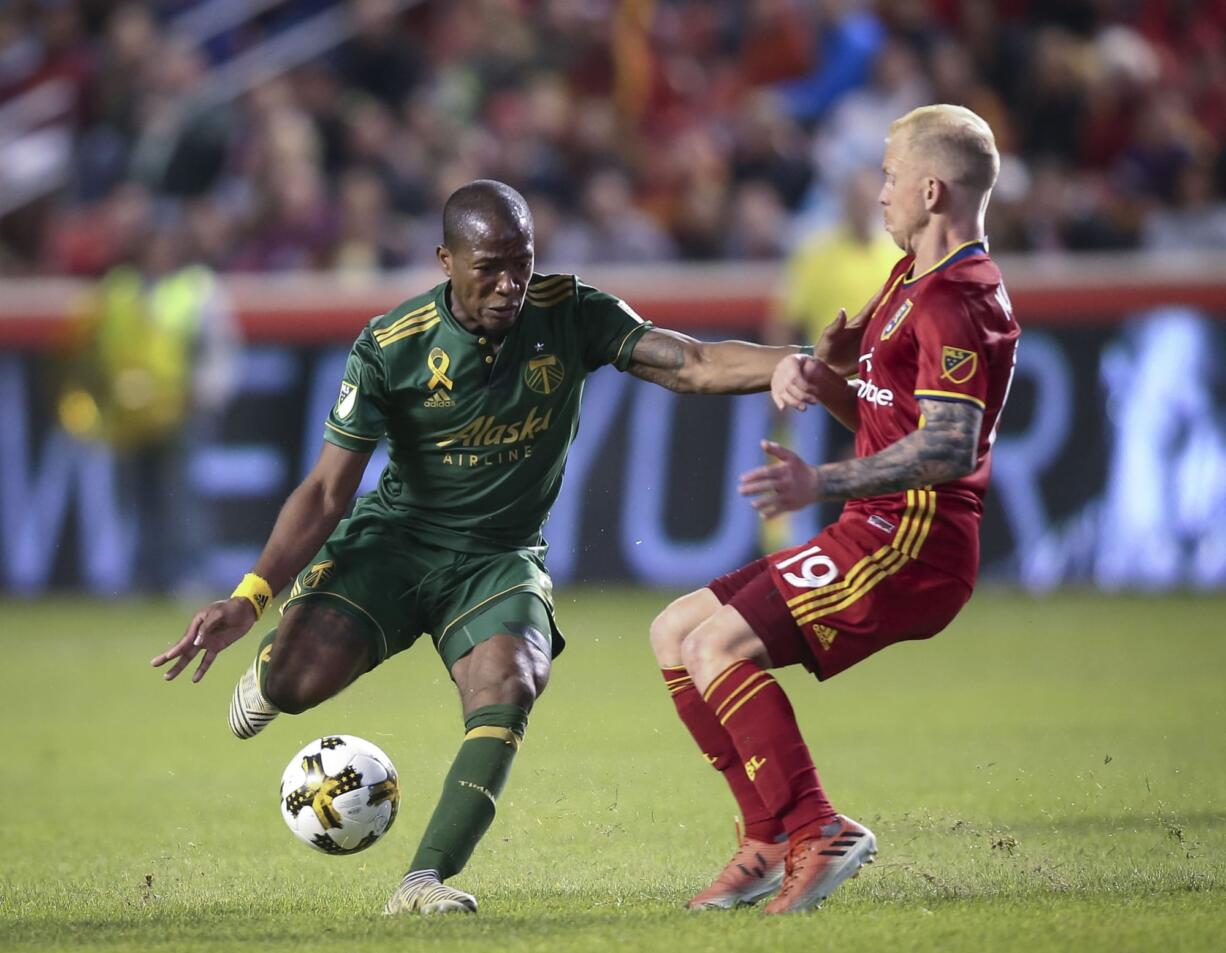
[384, 871, 477, 916]
[228, 658, 279, 740]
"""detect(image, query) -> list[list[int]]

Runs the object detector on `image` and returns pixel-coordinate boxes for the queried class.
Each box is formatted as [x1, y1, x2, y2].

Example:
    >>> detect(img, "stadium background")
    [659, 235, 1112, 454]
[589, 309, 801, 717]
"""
[2, 3, 1224, 951]
[3, 0, 1225, 595]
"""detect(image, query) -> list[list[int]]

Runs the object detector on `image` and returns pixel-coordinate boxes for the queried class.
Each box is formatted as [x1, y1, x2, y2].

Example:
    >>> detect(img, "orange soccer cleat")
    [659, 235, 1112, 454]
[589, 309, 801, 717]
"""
[687, 822, 790, 909]
[763, 815, 877, 915]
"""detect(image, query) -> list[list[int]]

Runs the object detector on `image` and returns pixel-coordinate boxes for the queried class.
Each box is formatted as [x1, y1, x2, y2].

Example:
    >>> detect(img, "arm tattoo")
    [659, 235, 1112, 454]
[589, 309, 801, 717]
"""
[627, 329, 694, 391]
[817, 398, 982, 500]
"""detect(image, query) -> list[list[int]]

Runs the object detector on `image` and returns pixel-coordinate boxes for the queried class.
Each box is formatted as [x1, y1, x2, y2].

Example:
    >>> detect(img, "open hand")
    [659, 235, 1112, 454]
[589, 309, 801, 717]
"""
[151, 597, 257, 683]
[815, 298, 875, 379]
[738, 440, 822, 518]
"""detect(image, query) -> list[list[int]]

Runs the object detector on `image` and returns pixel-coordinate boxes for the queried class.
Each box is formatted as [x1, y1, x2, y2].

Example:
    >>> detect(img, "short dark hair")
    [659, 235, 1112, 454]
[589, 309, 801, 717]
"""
[442, 180, 533, 250]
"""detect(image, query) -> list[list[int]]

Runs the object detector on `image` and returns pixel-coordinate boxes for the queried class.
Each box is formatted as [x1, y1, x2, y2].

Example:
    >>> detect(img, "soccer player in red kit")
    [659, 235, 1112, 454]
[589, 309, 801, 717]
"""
[650, 105, 1019, 915]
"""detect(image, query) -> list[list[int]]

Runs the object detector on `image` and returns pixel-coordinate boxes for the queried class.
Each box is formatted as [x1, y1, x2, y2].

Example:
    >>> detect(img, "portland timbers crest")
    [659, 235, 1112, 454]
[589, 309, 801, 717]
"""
[524, 354, 565, 395]
[302, 560, 335, 590]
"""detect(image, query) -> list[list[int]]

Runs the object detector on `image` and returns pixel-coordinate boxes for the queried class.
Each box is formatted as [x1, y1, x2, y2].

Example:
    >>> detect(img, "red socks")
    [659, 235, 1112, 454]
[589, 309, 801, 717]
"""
[701, 659, 836, 839]
[662, 666, 782, 841]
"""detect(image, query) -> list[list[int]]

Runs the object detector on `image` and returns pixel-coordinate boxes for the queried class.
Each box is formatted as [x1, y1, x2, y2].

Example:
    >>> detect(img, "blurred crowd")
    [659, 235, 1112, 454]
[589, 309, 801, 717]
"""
[2, 0, 1226, 280]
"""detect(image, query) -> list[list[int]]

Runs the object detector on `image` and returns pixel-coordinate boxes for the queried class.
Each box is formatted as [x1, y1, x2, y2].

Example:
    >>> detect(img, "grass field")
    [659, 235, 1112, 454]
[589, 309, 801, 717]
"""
[2, 588, 1224, 952]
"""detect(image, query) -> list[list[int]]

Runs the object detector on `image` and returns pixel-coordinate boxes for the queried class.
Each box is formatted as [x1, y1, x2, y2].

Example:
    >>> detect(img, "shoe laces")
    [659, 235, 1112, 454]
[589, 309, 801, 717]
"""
[779, 836, 821, 891]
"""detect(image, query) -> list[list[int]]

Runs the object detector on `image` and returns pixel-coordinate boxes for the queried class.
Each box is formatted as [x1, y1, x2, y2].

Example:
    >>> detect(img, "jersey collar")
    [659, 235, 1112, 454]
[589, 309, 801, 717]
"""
[437, 280, 525, 347]
[902, 238, 988, 286]
[437, 281, 465, 333]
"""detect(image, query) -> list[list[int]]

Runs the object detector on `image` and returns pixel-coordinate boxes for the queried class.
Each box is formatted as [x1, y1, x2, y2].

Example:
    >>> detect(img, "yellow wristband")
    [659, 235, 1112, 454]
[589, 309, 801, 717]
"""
[231, 573, 273, 620]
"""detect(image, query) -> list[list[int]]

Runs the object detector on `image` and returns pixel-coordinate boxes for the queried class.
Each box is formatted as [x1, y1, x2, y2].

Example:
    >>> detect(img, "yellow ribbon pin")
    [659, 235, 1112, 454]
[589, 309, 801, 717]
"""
[427, 347, 454, 390]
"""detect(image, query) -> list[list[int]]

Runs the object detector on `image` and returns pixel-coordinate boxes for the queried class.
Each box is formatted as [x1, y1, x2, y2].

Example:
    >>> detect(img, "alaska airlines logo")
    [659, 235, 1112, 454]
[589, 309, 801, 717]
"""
[524, 354, 564, 395]
[436, 406, 553, 449]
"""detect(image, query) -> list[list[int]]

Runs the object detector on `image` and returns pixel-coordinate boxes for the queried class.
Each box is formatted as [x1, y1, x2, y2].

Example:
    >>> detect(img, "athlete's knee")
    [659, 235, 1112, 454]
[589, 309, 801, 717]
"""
[263, 667, 316, 715]
[649, 600, 689, 663]
[678, 629, 713, 681]
[455, 635, 550, 714]
[525, 644, 550, 699]
[496, 650, 543, 706]
[650, 588, 719, 665]
[264, 662, 346, 715]
[262, 605, 370, 714]
[461, 670, 537, 714]
[679, 618, 744, 689]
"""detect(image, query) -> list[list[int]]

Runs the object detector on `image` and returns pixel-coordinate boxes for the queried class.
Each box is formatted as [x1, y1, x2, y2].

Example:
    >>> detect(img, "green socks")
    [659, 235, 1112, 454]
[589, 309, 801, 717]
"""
[410, 704, 529, 879]
[254, 629, 277, 696]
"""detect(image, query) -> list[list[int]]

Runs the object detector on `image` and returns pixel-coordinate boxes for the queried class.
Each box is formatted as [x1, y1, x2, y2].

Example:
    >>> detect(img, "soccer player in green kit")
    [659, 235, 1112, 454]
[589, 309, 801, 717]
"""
[152, 180, 806, 915]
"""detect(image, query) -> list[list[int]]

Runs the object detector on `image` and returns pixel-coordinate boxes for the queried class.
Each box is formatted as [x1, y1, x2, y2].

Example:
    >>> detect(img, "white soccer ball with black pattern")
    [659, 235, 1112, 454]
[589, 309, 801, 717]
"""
[279, 735, 400, 855]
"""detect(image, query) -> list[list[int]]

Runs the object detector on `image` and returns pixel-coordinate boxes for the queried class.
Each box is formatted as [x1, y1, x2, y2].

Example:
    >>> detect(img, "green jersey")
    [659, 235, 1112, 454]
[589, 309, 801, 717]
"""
[323, 273, 652, 554]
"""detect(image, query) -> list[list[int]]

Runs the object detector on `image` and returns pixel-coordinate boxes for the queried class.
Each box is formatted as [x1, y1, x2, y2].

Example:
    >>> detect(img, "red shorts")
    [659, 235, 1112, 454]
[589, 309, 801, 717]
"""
[708, 516, 973, 679]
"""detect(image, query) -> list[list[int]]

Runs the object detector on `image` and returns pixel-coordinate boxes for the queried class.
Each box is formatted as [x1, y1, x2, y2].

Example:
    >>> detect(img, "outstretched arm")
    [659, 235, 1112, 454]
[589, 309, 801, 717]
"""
[152, 441, 371, 682]
[739, 399, 982, 516]
[626, 328, 806, 394]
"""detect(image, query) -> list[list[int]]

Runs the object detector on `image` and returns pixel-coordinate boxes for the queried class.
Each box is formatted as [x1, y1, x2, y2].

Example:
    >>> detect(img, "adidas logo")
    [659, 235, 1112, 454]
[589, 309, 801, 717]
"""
[811, 623, 838, 649]
[424, 391, 454, 408]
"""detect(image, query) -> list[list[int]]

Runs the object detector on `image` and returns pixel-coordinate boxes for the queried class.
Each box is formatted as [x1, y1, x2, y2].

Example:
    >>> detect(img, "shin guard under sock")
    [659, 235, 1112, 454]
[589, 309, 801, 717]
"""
[409, 703, 528, 878]
[702, 659, 836, 837]
[662, 666, 782, 841]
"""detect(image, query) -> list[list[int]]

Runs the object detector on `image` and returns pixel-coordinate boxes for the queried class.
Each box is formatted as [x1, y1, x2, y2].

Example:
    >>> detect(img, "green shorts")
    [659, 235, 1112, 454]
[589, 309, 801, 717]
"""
[281, 507, 563, 673]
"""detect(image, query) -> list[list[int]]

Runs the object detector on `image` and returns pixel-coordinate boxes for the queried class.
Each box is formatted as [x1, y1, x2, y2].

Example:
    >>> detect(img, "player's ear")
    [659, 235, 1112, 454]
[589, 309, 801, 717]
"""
[922, 176, 943, 211]
[436, 244, 453, 277]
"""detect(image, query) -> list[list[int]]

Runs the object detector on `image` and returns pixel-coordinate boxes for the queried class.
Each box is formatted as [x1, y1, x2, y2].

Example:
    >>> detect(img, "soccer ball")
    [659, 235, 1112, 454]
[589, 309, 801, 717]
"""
[279, 735, 400, 855]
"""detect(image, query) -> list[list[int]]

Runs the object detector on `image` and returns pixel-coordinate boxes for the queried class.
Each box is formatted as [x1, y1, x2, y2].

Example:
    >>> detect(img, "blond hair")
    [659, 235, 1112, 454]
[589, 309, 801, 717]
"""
[889, 104, 999, 193]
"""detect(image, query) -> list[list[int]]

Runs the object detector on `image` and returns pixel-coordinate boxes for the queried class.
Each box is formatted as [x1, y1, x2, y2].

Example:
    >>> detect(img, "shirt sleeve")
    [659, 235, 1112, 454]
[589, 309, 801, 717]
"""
[323, 327, 389, 450]
[912, 284, 989, 412]
[575, 281, 655, 371]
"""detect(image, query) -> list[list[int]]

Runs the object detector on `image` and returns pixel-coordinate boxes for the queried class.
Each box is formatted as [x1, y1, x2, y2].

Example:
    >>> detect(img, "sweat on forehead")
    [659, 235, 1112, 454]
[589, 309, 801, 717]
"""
[442, 180, 533, 249]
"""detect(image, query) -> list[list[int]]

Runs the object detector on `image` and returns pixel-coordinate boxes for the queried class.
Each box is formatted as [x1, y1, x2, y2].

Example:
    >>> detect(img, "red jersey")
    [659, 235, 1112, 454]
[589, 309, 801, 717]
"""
[842, 240, 1019, 587]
